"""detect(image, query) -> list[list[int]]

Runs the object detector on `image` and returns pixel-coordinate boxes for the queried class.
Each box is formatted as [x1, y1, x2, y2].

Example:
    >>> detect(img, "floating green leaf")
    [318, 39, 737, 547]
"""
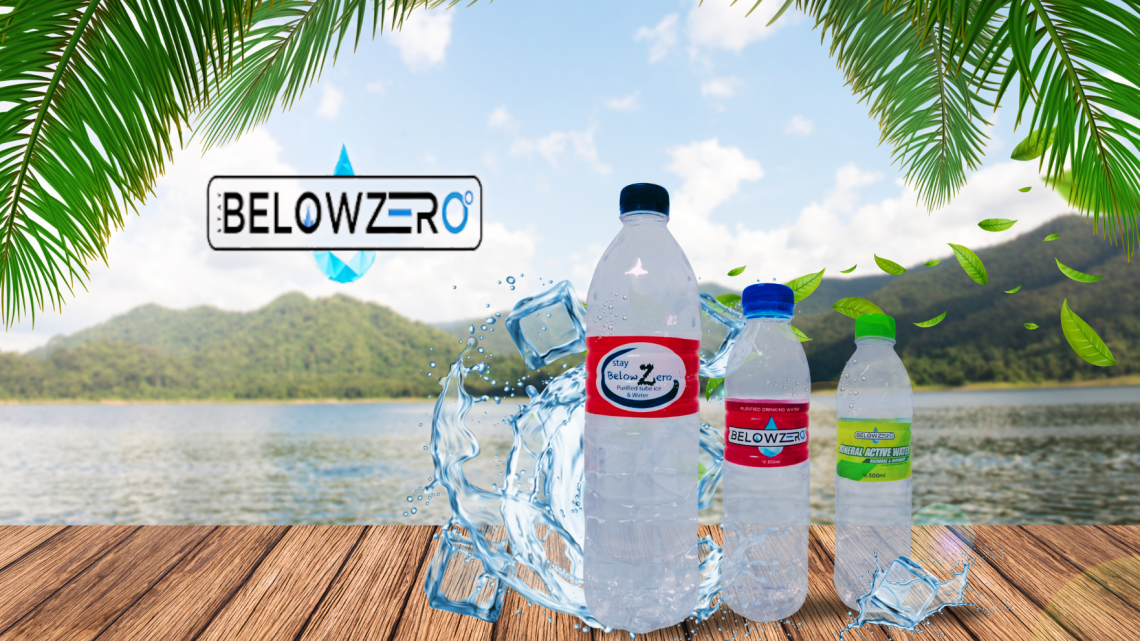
[978, 218, 1018, 232]
[1056, 259, 1103, 283]
[1005, 285, 1022, 294]
[832, 297, 884, 319]
[924, 259, 941, 267]
[1060, 299, 1116, 366]
[947, 244, 988, 285]
[784, 268, 825, 303]
[790, 325, 812, 342]
[1011, 128, 1056, 161]
[705, 377, 724, 401]
[874, 255, 907, 275]
[698, 461, 709, 480]
[1024, 323, 1039, 330]
[1044, 234, 1061, 242]
[1019, 186, 1032, 193]
[716, 293, 742, 308]
[727, 266, 746, 277]
[914, 311, 947, 327]
[840, 264, 857, 274]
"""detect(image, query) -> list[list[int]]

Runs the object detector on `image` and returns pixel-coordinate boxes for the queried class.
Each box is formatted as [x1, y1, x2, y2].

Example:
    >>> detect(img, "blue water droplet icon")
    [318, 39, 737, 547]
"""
[430, 362, 437, 368]
[407, 496, 413, 502]
[506, 276, 516, 284]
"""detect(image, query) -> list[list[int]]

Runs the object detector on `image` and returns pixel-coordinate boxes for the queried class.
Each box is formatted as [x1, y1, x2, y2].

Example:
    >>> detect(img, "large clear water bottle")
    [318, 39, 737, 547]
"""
[583, 183, 701, 633]
[721, 283, 810, 621]
[833, 313, 913, 609]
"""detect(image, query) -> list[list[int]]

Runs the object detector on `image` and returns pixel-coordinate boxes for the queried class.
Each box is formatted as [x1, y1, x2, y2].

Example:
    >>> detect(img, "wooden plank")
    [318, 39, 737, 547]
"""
[1, 526, 212, 641]
[492, 573, 591, 641]
[196, 526, 364, 641]
[0, 526, 137, 634]
[0, 526, 67, 572]
[98, 526, 287, 641]
[1095, 525, 1140, 556]
[389, 526, 494, 641]
[1022, 526, 1140, 613]
[911, 526, 1074, 641]
[958, 525, 1140, 640]
[300, 526, 435, 641]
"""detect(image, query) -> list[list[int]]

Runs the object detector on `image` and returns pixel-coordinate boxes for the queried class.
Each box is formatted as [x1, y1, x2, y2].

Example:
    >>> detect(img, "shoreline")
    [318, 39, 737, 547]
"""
[808, 374, 1140, 395]
[1, 375, 1137, 405]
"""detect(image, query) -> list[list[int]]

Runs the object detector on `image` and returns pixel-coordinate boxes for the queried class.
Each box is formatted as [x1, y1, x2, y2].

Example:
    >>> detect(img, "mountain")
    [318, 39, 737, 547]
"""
[3, 293, 552, 401]
[703, 215, 1137, 385]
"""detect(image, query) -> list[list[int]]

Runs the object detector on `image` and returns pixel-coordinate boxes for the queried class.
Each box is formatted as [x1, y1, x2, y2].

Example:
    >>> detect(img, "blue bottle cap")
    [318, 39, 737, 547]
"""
[619, 183, 669, 216]
[741, 283, 794, 318]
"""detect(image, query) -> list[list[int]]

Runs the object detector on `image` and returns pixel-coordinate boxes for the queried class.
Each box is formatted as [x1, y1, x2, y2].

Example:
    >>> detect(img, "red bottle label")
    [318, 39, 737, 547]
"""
[724, 400, 809, 467]
[585, 336, 700, 419]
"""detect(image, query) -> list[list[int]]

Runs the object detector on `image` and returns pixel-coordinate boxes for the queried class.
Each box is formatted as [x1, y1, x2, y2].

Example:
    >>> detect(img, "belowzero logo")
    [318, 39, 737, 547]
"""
[596, 342, 686, 411]
[207, 176, 481, 251]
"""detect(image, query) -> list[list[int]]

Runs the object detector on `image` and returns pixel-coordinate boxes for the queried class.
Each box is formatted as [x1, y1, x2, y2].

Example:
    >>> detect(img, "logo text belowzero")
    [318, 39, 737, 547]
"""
[207, 176, 481, 251]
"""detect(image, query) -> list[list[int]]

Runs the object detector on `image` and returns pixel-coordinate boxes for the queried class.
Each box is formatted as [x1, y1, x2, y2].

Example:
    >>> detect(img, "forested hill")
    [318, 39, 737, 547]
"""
[1, 293, 548, 401]
[704, 215, 1138, 386]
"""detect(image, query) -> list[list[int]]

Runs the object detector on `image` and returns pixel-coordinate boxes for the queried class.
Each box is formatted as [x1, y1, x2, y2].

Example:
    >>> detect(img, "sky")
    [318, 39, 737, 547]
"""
[2, 0, 1076, 352]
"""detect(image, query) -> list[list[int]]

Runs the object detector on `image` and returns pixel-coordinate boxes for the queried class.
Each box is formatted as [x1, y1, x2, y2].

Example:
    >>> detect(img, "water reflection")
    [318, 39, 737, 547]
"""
[0, 385, 1137, 526]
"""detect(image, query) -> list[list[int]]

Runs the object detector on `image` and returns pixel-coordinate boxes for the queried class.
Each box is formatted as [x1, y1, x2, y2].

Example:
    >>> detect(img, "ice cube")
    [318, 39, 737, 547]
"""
[506, 280, 587, 370]
[698, 293, 747, 378]
[846, 555, 972, 636]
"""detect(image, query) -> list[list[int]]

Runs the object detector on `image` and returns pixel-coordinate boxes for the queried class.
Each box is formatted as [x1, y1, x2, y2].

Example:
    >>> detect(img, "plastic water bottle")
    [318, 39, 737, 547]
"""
[833, 313, 913, 609]
[721, 283, 810, 621]
[583, 183, 701, 633]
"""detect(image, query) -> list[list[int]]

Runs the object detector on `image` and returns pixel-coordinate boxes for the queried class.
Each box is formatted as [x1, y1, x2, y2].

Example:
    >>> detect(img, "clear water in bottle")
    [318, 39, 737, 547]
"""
[833, 313, 913, 609]
[721, 283, 809, 621]
[583, 183, 701, 633]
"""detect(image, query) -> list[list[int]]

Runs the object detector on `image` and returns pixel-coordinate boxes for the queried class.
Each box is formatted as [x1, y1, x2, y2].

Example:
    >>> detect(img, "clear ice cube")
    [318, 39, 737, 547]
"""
[698, 293, 747, 378]
[505, 280, 587, 370]
[843, 555, 973, 638]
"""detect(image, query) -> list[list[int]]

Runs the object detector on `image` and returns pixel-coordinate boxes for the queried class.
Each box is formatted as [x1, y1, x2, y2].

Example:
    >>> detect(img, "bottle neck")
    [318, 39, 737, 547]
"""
[619, 211, 669, 227]
[745, 314, 791, 323]
[855, 335, 896, 346]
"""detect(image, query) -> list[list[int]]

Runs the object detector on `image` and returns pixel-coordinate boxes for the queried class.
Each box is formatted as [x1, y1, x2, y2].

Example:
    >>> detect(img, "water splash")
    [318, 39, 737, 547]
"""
[839, 555, 972, 639]
[423, 280, 971, 634]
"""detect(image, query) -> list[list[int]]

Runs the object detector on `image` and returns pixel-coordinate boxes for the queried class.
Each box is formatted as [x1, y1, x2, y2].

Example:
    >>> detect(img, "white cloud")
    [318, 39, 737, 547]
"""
[316, 84, 344, 119]
[366, 79, 385, 93]
[487, 105, 517, 131]
[0, 130, 541, 352]
[510, 128, 611, 175]
[607, 93, 640, 112]
[635, 14, 678, 63]
[687, 0, 796, 53]
[645, 140, 1074, 286]
[388, 10, 453, 71]
[701, 77, 741, 99]
[785, 115, 814, 135]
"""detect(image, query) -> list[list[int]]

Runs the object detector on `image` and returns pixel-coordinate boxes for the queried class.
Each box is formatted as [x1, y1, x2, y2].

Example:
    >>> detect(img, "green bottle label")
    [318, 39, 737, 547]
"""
[836, 419, 911, 482]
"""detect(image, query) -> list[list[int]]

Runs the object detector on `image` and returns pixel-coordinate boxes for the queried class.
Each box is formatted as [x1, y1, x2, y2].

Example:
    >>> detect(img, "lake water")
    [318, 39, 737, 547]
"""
[0, 385, 1137, 526]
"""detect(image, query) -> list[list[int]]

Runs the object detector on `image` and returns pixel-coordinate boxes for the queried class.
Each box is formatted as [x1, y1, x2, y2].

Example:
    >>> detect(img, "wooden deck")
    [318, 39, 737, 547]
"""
[0, 525, 1137, 640]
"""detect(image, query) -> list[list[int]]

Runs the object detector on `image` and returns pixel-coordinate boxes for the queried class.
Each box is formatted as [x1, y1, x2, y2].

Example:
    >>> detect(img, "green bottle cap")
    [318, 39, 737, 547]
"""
[855, 313, 896, 339]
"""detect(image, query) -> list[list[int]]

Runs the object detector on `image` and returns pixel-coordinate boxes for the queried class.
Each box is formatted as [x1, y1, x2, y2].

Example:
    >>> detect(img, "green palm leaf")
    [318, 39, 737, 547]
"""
[794, 0, 999, 211]
[0, 0, 262, 328]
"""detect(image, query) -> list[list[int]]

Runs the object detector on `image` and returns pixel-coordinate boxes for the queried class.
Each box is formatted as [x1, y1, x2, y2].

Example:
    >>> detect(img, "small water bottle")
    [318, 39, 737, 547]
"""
[583, 183, 701, 633]
[721, 283, 810, 621]
[833, 313, 913, 609]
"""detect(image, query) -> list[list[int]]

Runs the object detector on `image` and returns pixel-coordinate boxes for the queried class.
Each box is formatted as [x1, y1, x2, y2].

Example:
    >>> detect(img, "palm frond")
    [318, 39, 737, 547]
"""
[796, 0, 1002, 210]
[195, 0, 463, 151]
[0, 0, 259, 328]
[1004, 0, 1140, 254]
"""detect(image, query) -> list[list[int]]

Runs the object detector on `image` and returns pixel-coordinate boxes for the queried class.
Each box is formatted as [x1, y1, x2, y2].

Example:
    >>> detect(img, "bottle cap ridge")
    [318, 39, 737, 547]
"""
[855, 313, 896, 340]
[741, 283, 794, 318]
[619, 183, 670, 216]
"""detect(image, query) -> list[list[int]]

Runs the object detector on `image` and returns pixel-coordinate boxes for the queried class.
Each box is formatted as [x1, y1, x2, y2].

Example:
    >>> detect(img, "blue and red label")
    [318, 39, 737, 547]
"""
[725, 400, 810, 467]
[586, 336, 699, 418]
